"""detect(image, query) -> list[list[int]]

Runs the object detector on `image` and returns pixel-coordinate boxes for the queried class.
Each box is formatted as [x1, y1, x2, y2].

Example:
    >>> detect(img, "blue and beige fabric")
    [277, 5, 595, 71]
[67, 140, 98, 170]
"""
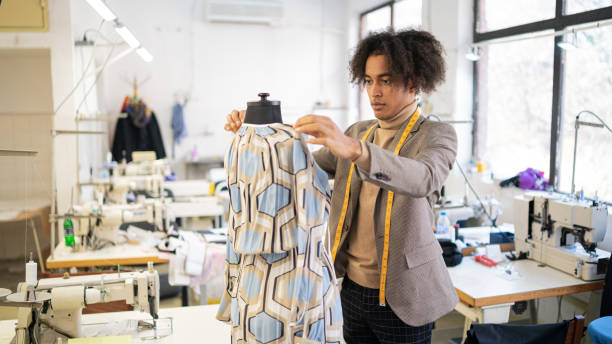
[217, 123, 343, 343]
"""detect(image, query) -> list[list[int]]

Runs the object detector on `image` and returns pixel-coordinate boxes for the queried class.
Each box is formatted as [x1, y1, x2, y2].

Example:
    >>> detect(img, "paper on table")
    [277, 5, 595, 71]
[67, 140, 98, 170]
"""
[68, 336, 132, 344]
[485, 244, 505, 263]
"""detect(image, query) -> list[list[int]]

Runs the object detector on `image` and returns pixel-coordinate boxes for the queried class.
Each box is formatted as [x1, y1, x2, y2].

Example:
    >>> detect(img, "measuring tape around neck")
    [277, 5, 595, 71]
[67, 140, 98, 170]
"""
[330, 109, 420, 306]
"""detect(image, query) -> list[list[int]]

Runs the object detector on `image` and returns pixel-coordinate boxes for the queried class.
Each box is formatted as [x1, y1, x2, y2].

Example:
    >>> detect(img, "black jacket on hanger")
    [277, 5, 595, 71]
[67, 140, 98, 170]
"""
[111, 111, 166, 162]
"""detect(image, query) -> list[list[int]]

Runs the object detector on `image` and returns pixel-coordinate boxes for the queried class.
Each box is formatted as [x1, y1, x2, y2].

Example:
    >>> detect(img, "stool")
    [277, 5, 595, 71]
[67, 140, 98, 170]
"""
[588, 316, 612, 344]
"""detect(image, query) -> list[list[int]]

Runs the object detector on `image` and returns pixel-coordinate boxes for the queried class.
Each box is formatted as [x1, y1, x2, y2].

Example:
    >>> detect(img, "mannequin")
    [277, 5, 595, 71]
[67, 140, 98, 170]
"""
[243, 93, 283, 124]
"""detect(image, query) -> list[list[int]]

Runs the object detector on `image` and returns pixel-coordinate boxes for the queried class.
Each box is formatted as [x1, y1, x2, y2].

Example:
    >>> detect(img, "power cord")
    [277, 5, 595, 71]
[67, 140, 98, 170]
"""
[426, 114, 497, 227]
[53, 20, 105, 115]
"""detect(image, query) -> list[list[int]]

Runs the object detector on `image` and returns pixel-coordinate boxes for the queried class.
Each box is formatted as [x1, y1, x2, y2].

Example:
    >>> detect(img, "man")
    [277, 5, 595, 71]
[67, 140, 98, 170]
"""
[225, 29, 458, 344]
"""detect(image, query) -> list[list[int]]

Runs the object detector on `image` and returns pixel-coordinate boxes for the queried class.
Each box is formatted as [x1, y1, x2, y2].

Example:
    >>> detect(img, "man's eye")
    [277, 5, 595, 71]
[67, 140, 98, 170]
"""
[364, 79, 372, 85]
[382, 79, 391, 85]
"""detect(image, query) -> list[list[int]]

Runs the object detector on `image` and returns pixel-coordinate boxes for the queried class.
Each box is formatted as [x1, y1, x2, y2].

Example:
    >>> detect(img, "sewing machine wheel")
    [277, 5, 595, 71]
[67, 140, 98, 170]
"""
[0, 288, 11, 300]
[6, 291, 52, 303]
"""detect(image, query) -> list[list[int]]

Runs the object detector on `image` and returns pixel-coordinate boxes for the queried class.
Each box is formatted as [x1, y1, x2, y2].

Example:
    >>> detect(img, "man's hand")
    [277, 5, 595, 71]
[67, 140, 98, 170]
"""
[294, 115, 362, 161]
[223, 109, 245, 133]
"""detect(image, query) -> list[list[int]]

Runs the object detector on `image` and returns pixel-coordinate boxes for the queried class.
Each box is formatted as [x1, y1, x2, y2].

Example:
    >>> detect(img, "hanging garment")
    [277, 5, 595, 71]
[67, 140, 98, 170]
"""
[217, 123, 343, 344]
[111, 111, 166, 162]
[171, 103, 187, 144]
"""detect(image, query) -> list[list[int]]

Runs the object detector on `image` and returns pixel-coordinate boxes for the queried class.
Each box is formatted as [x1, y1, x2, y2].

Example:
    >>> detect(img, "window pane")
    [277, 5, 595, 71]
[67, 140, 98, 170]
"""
[393, 0, 422, 30]
[559, 25, 612, 202]
[361, 5, 391, 37]
[477, 33, 554, 178]
[477, 0, 555, 32]
[359, 87, 375, 120]
[566, 0, 612, 14]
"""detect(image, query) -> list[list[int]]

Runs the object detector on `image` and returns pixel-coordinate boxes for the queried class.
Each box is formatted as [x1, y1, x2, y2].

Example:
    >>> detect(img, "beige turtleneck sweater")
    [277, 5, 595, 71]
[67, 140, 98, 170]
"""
[344, 104, 416, 289]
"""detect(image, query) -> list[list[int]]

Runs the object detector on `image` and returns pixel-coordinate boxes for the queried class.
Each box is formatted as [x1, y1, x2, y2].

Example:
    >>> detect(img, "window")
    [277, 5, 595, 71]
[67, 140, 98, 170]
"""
[473, 1, 612, 202]
[478, 33, 554, 176]
[566, 0, 612, 14]
[393, 0, 422, 31]
[361, 6, 391, 37]
[476, 0, 555, 33]
[558, 25, 612, 201]
[359, 0, 422, 119]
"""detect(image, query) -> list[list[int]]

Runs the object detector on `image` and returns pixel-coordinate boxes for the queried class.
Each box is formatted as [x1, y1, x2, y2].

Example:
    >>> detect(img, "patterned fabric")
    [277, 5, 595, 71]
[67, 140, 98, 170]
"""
[217, 123, 343, 344]
[341, 277, 433, 344]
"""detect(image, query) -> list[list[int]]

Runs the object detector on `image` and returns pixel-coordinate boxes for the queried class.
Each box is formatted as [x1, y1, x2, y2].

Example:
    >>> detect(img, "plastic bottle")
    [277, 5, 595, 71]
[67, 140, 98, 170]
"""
[436, 212, 451, 239]
[64, 218, 75, 247]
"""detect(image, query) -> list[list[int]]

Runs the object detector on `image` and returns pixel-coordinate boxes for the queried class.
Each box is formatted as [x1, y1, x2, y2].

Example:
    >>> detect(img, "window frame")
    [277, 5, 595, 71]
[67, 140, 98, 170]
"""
[472, 0, 612, 189]
[359, 1, 394, 38]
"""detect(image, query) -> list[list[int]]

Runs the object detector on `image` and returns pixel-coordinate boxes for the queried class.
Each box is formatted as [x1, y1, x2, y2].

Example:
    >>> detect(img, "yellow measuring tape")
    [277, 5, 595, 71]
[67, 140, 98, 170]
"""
[331, 110, 420, 306]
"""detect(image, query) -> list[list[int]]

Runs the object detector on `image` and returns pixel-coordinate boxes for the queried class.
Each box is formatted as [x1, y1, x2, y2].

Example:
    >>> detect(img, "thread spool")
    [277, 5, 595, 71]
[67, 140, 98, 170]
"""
[26, 253, 37, 286]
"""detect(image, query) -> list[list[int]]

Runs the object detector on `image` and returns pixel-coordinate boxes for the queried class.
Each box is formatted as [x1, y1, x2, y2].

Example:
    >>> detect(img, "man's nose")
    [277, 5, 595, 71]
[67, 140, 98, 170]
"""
[371, 82, 383, 97]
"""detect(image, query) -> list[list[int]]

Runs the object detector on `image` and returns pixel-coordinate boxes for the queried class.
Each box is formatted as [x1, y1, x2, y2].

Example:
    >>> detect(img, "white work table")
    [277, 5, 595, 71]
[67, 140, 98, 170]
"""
[0, 304, 229, 343]
[46, 243, 169, 269]
[448, 256, 604, 342]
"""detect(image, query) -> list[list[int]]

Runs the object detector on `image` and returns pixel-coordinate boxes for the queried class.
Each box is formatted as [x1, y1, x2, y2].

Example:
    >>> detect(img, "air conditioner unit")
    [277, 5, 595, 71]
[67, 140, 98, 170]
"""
[206, 0, 283, 25]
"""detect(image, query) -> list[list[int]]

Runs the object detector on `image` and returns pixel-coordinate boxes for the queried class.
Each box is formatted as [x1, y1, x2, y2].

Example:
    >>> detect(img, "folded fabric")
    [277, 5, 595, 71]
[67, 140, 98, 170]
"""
[181, 231, 207, 276]
[169, 245, 190, 286]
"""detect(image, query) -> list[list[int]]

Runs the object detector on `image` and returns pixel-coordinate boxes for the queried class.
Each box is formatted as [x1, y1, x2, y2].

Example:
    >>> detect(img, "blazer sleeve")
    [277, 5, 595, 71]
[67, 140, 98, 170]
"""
[311, 121, 366, 178]
[356, 122, 457, 198]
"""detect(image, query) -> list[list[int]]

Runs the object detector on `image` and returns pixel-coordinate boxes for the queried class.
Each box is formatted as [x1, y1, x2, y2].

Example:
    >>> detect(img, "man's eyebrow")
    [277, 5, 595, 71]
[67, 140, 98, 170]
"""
[364, 72, 392, 78]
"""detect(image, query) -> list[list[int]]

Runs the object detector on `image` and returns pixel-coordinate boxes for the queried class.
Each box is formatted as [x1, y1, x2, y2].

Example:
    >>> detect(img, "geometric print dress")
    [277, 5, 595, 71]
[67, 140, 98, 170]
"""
[216, 123, 343, 343]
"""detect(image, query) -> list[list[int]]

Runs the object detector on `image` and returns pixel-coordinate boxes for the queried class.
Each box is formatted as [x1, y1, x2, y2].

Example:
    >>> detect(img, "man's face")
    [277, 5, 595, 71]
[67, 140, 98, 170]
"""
[364, 54, 416, 120]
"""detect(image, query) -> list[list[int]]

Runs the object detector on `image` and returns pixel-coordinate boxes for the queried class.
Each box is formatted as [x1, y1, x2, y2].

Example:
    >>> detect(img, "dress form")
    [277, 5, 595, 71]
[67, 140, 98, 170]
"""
[243, 93, 283, 124]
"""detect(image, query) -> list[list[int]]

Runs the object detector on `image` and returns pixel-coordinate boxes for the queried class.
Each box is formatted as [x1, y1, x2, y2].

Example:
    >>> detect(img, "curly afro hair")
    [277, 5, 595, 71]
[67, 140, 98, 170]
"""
[349, 29, 446, 94]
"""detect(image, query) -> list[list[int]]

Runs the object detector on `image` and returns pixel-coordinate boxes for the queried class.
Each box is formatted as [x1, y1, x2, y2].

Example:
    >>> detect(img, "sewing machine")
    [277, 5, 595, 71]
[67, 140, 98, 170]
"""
[61, 200, 166, 250]
[514, 192, 610, 280]
[113, 159, 169, 177]
[92, 174, 165, 204]
[3, 263, 160, 343]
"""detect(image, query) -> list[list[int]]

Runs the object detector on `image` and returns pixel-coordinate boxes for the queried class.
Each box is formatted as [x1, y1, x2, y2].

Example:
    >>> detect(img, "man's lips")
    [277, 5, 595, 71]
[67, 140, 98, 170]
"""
[372, 102, 385, 110]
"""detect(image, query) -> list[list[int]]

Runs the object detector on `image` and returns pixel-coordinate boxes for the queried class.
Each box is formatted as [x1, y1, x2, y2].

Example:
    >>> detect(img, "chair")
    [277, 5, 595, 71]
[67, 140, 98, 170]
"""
[465, 315, 585, 344]
[587, 255, 612, 344]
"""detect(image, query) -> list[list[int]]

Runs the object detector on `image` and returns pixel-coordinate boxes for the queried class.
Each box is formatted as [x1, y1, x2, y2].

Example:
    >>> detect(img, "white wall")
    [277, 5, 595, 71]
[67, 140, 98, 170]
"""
[71, 0, 349, 179]
[0, 0, 76, 216]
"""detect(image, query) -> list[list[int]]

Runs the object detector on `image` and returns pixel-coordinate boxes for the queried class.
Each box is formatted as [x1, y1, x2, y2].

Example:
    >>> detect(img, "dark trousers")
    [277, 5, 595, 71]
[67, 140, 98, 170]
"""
[341, 277, 433, 344]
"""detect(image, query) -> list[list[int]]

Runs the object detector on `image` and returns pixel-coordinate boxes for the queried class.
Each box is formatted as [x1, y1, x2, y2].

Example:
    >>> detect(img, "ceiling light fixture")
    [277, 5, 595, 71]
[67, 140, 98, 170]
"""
[136, 47, 154, 63]
[465, 46, 480, 61]
[557, 30, 578, 50]
[85, 0, 117, 21]
[114, 23, 140, 48]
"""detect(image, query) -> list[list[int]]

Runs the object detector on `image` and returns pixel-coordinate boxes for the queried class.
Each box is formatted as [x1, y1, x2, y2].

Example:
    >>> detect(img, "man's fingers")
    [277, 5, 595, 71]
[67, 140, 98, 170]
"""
[295, 123, 327, 137]
[294, 114, 322, 128]
[238, 110, 246, 121]
[230, 110, 239, 121]
[306, 137, 327, 145]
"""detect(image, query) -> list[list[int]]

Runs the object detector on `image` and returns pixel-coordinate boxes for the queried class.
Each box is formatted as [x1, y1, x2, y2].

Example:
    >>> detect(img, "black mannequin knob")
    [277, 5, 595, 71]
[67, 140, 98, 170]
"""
[244, 92, 282, 124]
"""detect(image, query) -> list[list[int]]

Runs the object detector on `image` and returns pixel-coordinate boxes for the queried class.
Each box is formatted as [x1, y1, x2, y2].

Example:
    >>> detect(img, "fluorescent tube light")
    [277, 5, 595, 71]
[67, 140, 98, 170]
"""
[115, 24, 140, 48]
[136, 47, 153, 62]
[85, 0, 117, 21]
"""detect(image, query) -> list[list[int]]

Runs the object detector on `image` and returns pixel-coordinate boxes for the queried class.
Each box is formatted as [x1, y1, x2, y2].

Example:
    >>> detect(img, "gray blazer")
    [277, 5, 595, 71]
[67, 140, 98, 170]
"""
[313, 115, 459, 326]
